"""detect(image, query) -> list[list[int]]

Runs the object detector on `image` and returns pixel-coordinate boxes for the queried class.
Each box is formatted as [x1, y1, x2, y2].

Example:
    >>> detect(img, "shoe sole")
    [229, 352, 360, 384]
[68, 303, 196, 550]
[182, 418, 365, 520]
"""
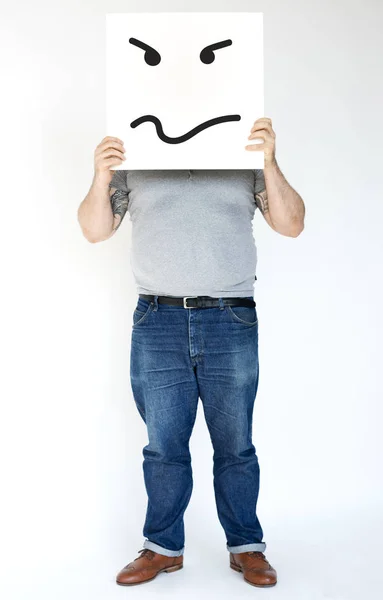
[230, 562, 277, 588]
[116, 563, 183, 586]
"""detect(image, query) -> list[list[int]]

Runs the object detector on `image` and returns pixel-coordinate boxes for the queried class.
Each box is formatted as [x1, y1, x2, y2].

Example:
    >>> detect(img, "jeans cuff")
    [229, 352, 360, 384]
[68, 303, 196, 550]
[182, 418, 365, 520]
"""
[143, 539, 184, 557]
[227, 541, 266, 553]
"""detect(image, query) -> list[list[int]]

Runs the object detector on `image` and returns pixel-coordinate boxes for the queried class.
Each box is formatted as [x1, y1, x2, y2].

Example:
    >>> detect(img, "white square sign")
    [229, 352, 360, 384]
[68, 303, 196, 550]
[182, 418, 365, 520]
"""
[106, 12, 264, 169]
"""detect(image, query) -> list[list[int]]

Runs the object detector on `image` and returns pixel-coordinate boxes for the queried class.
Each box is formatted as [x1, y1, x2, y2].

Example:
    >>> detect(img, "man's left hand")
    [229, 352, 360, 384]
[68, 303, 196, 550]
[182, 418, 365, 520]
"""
[245, 117, 276, 166]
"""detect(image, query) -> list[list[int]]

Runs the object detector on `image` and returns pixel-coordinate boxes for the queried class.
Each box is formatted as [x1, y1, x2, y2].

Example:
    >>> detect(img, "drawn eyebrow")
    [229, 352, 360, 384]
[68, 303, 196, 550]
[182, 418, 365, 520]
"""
[200, 39, 232, 64]
[201, 39, 233, 53]
[129, 37, 159, 54]
[129, 37, 162, 66]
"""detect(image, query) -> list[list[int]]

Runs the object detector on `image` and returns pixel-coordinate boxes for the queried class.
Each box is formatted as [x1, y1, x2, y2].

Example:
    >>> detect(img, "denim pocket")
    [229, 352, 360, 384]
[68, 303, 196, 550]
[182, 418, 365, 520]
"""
[133, 298, 154, 326]
[226, 304, 258, 326]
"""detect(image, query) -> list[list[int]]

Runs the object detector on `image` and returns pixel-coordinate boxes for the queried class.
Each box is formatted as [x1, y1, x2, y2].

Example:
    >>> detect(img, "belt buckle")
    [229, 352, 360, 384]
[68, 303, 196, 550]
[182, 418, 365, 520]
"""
[183, 296, 198, 308]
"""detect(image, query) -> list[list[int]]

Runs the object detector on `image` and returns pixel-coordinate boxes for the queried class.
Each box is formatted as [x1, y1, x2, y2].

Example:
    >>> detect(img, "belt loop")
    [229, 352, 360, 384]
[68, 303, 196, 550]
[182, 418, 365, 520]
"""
[152, 295, 159, 311]
[218, 297, 225, 310]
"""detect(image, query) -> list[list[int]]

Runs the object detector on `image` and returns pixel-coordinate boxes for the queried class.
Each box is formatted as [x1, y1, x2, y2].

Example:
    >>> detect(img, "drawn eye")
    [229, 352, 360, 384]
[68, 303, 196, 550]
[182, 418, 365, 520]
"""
[129, 37, 161, 66]
[200, 39, 233, 64]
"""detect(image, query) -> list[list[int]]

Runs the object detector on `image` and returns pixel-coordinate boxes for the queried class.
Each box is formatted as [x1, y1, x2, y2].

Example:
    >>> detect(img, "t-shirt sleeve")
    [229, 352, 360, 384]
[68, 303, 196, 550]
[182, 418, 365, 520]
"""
[108, 169, 129, 194]
[253, 168, 266, 196]
[108, 170, 130, 226]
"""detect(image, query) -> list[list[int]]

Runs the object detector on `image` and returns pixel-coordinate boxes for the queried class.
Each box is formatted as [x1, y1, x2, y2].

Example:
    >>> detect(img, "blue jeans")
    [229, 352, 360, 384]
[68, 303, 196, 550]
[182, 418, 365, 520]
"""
[130, 294, 266, 557]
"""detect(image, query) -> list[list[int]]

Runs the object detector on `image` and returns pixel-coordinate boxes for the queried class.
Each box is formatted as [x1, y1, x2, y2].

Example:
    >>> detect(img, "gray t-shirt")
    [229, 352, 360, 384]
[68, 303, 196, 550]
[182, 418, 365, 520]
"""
[109, 169, 265, 298]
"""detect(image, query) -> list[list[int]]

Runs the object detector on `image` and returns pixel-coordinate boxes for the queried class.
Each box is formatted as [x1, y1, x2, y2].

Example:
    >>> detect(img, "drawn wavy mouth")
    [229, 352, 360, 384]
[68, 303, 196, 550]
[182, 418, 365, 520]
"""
[130, 114, 241, 144]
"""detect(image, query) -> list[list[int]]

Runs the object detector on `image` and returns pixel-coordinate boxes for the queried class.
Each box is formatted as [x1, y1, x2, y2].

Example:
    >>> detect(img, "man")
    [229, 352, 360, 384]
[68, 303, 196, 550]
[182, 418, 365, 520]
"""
[77, 118, 305, 587]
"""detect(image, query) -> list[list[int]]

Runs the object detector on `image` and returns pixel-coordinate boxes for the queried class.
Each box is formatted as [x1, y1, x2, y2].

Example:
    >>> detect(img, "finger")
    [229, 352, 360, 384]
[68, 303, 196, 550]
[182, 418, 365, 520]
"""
[245, 143, 266, 151]
[100, 136, 124, 144]
[250, 123, 274, 135]
[96, 140, 126, 156]
[96, 139, 125, 151]
[96, 141, 125, 156]
[247, 131, 273, 143]
[252, 117, 272, 128]
[98, 148, 126, 160]
[250, 127, 275, 140]
[104, 157, 126, 166]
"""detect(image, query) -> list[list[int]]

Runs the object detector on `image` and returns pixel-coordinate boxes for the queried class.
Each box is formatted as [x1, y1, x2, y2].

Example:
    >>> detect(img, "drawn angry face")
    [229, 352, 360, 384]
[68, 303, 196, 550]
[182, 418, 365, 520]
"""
[106, 12, 264, 169]
[128, 36, 241, 144]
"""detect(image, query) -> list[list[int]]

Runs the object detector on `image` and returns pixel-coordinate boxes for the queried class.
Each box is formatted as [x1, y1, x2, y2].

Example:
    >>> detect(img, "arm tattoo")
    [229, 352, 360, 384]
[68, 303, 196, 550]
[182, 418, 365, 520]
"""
[110, 188, 129, 231]
[255, 189, 269, 215]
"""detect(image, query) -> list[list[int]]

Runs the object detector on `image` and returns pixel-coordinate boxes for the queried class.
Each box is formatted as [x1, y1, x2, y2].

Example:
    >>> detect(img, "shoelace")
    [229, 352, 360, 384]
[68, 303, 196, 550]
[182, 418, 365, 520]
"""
[246, 551, 270, 566]
[135, 548, 155, 561]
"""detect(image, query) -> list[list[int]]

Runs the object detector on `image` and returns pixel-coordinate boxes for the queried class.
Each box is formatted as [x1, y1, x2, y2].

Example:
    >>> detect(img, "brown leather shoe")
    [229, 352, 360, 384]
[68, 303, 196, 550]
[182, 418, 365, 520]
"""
[116, 548, 183, 586]
[230, 550, 277, 587]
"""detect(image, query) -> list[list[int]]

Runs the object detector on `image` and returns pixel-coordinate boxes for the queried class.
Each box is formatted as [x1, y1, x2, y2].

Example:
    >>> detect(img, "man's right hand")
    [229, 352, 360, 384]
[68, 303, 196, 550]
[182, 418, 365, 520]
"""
[94, 136, 126, 184]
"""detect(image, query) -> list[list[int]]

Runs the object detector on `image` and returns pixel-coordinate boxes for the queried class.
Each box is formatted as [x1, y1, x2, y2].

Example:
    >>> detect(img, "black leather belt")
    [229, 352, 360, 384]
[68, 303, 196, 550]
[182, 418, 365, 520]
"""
[139, 294, 256, 309]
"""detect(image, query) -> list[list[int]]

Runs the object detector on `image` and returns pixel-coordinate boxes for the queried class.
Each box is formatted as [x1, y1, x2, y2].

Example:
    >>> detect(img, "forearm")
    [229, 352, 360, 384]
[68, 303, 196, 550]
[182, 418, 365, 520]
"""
[77, 174, 114, 242]
[263, 159, 305, 237]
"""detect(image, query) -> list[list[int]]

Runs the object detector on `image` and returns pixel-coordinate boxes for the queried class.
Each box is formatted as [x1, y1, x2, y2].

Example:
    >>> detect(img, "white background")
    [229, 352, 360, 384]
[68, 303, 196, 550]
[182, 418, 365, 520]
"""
[1, 0, 383, 599]
[106, 12, 264, 169]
